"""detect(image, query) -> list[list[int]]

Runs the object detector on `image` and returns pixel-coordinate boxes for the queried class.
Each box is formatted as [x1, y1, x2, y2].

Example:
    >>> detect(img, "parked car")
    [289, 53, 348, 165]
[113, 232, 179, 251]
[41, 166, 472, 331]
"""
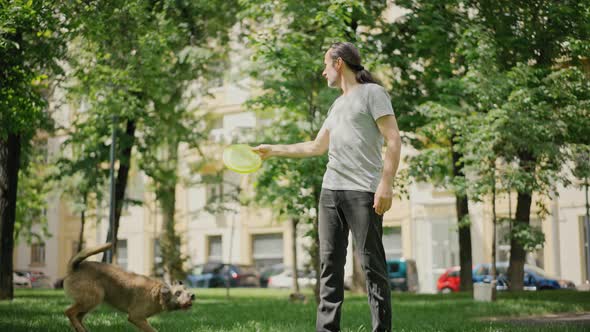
[437, 265, 499, 293]
[259, 264, 284, 288]
[14, 270, 52, 288]
[267, 269, 316, 289]
[343, 259, 419, 292]
[437, 262, 576, 293]
[13, 272, 32, 288]
[436, 266, 461, 293]
[186, 262, 260, 288]
[387, 258, 419, 292]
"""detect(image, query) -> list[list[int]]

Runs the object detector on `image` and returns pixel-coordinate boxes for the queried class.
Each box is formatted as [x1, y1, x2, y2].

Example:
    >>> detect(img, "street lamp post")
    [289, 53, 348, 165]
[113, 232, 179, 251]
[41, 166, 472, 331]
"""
[584, 175, 590, 283]
[226, 212, 235, 299]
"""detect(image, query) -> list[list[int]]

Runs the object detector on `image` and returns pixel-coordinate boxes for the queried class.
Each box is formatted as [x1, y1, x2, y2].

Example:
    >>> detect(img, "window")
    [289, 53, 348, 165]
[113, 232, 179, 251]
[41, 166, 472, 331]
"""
[206, 176, 224, 205]
[527, 219, 544, 268]
[30, 243, 46, 266]
[208, 128, 226, 144]
[207, 185, 219, 203]
[207, 118, 225, 142]
[252, 233, 283, 270]
[388, 262, 400, 273]
[474, 265, 489, 276]
[230, 126, 255, 144]
[208, 235, 223, 262]
[117, 239, 128, 271]
[383, 227, 402, 259]
[496, 218, 512, 262]
[431, 221, 459, 270]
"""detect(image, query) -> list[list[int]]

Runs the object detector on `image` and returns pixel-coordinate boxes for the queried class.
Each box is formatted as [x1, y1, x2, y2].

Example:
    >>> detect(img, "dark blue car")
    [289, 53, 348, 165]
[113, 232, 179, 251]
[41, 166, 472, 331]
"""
[186, 262, 260, 288]
[473, 262, 575, 290]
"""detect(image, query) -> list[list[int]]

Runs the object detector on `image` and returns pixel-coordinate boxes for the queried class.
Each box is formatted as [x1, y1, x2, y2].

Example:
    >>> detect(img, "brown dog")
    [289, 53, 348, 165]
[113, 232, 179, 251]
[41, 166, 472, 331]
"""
[63, 243, 194, 332]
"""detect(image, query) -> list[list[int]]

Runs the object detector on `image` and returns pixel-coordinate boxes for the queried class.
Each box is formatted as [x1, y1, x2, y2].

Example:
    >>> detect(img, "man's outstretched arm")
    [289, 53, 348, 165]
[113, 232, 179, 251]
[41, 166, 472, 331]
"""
[252, 126, 329, 159]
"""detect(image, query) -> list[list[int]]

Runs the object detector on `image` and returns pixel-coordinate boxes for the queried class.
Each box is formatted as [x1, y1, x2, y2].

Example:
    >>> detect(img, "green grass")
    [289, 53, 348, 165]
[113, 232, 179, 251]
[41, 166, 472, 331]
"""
[0, 288, 588, 331]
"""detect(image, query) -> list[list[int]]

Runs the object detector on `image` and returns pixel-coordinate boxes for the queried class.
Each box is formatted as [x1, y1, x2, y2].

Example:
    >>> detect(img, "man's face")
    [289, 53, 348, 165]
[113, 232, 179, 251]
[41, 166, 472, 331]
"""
[322, 50, 341, 88]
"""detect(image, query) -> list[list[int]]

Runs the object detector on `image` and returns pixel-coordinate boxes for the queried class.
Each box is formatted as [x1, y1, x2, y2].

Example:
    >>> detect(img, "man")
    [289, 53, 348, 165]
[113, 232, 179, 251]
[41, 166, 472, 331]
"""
[253, 42, 402, 332]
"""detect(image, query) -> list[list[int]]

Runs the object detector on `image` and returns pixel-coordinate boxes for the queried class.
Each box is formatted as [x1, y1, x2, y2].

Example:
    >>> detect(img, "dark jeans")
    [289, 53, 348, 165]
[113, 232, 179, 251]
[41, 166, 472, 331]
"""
[316, 189, 392, 332]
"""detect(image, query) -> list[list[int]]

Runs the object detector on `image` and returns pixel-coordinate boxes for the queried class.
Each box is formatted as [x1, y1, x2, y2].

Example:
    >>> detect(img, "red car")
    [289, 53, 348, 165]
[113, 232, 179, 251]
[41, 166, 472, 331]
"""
[437, 266, 460, 293]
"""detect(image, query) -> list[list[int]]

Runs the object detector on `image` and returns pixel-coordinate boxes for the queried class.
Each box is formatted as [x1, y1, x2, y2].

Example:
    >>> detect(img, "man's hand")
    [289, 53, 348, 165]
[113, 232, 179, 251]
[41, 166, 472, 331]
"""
[252, 144, 274, 160]
[373, 180, 393, 216]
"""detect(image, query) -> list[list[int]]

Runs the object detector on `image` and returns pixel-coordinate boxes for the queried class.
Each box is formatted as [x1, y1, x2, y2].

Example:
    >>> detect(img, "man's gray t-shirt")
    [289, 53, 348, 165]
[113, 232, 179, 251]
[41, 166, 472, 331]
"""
[320, 83, 395, 193]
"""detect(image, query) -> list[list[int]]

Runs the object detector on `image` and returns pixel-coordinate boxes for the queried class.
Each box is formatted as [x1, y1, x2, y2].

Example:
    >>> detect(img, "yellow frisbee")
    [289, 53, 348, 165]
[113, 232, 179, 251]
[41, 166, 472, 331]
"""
[222, 144, 262, 174]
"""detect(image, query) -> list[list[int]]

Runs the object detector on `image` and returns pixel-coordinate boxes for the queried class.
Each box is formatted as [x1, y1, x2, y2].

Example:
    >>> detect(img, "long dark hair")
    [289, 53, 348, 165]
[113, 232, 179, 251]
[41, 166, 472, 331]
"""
[329, 42, 380, 85]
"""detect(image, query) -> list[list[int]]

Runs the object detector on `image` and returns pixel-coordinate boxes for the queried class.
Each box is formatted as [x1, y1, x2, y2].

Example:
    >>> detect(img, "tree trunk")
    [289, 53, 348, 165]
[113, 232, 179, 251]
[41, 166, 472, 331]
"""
[351, 242, 367, 293]
[491, 169, 497, 281]
[508, 190, 532, 291]
[160, 184, 186, 281]
[451, 136, 473, 292]
[76, 210, 85, 253]
[508, 151, 535, 291]
[0, 134, 21, 300]
[76, 194, 87, 253]
[312, 187, 321, 305]
[456, 195, 473, 292]
[490, 162, 497, 300]
[311, 218, 321, 305]
[291, 218, 300, 294]
[159, 142, 185, 282]
[102, 119, 136, 262]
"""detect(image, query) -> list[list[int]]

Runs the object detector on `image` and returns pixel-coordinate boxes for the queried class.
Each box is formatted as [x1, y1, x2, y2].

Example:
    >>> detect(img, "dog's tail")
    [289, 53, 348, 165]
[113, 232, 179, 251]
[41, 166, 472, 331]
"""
[67, 243, 112, 274]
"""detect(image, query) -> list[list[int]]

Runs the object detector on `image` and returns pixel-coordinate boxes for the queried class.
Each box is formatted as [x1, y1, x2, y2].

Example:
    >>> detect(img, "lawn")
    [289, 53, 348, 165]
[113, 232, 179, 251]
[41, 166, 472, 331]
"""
[0, 288, 588, 331]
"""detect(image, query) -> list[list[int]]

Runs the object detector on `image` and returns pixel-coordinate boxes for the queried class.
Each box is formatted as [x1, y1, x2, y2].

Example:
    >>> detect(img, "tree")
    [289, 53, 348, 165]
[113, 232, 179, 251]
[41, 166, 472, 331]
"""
[134, 1, 238, 281]
[66, 0, 239, 267]
[463, 0, 590, 291]
[66, 0, 153, 262]
[377, 0, 475, 291]
[453, 10, 590, 290]
[0, 0, 70, 300]
[14, 139, 52, 245]
[52, 137, 108, 254]
[190, 166, 251, 298]
[380, 0, 590, 292]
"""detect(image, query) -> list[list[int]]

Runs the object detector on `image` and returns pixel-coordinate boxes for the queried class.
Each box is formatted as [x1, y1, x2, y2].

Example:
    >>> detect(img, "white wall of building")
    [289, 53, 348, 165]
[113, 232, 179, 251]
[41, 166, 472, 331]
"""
[555, 183, 589, 285]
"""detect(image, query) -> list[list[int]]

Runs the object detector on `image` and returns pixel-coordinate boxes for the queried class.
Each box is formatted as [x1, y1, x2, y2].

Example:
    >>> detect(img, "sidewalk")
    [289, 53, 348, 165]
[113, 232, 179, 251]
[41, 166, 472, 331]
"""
[486, 312, 590, 327]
